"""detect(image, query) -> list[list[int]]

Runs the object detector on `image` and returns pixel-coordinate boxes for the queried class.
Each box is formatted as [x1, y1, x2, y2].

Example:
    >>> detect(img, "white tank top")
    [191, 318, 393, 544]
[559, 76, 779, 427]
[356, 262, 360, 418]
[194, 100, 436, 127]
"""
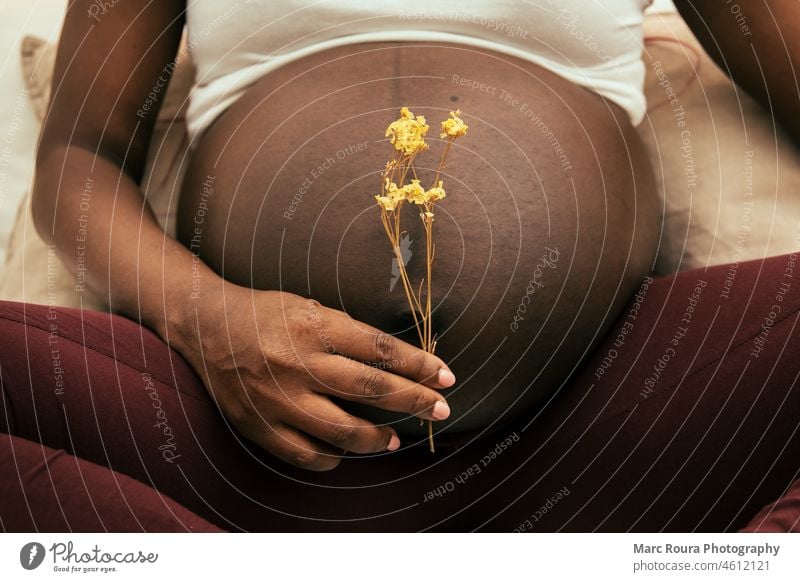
[186, 0, 653, 142]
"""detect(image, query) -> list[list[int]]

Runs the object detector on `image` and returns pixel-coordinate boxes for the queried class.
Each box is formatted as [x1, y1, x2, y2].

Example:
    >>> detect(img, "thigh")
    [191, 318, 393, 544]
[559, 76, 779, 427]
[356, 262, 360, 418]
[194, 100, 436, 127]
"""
[741, 478, 800, 532]
[0, 301, 476, 531]
[453, 253, 800, 532]
[0, 433, 221, 532]
[9, 249, 797, 533]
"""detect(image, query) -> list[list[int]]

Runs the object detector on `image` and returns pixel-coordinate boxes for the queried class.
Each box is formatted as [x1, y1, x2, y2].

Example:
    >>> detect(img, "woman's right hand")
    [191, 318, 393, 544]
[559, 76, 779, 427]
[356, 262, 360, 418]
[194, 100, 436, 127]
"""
[176, 283, 456, 471]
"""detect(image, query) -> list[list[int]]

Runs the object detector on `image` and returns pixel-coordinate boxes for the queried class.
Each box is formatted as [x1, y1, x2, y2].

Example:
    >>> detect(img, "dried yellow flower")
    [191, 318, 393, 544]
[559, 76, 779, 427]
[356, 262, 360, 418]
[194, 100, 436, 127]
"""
[374, 106, 468, 454]
[425, 181, 447, 202]
[384, 179, 404, 201]
[440, 109, 468, 139]
[386, 107, 430, 155]
[374, 195, 399, 212]
[402, 179, 427, 204]
[375, 180, 406, 212]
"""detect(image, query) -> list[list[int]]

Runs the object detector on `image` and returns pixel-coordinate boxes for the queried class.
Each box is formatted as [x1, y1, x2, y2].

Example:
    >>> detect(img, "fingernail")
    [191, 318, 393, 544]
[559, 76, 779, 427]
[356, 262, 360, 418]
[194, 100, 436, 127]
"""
[432, 400, 451, 420]
[387, 433, 401, 451]
[438, 368, 456, 387]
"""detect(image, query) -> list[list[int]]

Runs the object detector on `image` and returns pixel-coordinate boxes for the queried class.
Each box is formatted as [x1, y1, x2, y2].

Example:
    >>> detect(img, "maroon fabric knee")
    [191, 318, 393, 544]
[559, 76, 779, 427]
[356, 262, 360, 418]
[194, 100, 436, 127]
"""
[0, 433, 221, 532]
[0, 300, 255, 530]
[460, 252, 800, 532]
[0, 300, 483, 531]
[1, 251, 800, 532]
[740, 478, 800, 532]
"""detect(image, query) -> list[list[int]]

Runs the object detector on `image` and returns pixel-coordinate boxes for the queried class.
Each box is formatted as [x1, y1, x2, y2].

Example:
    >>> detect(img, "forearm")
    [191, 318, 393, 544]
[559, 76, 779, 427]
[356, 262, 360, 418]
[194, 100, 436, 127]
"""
[676, 0, 800, 141]
[32, 144, 224, 345]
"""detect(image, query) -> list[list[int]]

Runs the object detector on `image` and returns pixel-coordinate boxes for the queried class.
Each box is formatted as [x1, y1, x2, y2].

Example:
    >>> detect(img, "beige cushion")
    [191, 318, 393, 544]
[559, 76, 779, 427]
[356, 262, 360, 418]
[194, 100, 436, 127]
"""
[3, 13, 800, 311]
[638, 13, 800, 273]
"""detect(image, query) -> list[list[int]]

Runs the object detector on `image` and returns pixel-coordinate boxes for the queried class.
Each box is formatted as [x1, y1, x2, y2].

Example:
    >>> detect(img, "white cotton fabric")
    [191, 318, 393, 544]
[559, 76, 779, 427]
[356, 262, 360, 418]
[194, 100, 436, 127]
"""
[185, 0, 654, 142]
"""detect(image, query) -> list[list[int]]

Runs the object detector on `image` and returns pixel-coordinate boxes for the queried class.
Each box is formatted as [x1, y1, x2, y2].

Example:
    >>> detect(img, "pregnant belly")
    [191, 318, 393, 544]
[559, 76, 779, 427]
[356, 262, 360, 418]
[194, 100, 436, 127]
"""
[177, 42, 660, 436]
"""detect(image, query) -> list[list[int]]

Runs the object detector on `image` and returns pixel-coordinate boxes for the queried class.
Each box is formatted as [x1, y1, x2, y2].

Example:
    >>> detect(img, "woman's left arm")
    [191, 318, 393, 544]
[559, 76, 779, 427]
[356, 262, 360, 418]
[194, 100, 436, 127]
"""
[674, 0, 800, 141]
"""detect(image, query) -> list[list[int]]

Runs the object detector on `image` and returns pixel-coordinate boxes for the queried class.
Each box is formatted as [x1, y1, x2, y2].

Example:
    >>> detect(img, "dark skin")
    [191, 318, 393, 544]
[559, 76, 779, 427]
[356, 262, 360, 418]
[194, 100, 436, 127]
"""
[32, 0, 799, 470]
[32, 0, 455, 472]
[674, 0, 800, 143]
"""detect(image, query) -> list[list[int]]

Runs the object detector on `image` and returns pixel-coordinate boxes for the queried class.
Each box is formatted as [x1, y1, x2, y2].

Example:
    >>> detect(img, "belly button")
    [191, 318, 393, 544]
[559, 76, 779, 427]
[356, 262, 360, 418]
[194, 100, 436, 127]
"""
[450, 95, 460, 102]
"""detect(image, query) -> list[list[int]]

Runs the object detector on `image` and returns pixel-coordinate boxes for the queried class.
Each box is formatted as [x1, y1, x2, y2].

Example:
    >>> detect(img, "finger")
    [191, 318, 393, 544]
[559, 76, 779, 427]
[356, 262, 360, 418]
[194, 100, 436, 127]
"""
[242, 420, 343, 472]
[284, 393, 401, 454]
[308, 353, 451, 421]
[322, 308, 456, 388]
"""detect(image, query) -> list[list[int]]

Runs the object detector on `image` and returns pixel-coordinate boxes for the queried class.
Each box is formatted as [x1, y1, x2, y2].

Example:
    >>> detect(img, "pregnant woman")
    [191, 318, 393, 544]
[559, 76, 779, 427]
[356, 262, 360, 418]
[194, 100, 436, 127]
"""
[2, 0, 799, 531]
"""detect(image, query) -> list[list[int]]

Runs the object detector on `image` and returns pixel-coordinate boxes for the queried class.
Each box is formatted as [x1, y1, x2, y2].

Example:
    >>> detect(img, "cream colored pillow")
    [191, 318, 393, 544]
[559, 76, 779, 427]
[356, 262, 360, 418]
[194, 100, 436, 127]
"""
[638, 13, 800, 273]
[0, 35, 194, 311]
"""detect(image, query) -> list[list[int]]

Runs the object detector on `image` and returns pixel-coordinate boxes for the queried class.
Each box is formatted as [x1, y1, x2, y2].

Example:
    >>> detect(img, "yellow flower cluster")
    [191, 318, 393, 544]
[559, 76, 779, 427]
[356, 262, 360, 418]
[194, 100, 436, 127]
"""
[374, 108, 467, 213]
[374, 179, 448, 211]
[374, 180, 401, 212]
[425, 180, 447, 202]
[440, 109, 468, 139]
[385, 107, 430, 155]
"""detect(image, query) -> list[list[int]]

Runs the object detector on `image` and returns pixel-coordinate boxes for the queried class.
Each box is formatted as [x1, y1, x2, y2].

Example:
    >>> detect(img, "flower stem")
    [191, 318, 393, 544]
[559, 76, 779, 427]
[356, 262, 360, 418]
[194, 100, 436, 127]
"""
[377, 115, 467, 455]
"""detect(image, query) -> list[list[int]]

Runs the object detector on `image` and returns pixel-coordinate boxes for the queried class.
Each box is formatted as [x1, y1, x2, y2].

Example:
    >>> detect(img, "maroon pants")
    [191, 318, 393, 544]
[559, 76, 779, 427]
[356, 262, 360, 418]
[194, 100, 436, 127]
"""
[2, 253, 800, 532]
